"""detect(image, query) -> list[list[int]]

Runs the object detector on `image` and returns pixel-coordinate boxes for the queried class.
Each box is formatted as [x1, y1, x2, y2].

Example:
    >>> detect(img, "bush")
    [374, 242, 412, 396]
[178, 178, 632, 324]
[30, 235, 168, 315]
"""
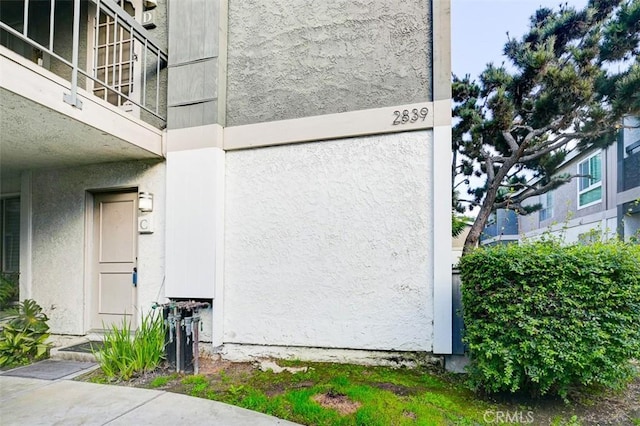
[459, 239, 640, 398]
[96, 309, 166, 381]
[0, 299, 50, 367]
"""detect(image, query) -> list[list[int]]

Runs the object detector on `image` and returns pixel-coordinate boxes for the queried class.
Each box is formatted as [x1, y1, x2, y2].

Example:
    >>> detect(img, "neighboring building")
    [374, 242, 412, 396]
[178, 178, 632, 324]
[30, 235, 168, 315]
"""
[520, 117, 640, 243]
[480, 209, 519, 246]
[452, 224, 471, 266]
[0, 0, 454, 361]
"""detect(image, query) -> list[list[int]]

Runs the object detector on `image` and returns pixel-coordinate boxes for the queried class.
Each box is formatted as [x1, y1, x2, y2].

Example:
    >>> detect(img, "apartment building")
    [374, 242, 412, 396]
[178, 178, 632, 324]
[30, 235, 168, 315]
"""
[519, 117, 640, 243]
[0, 0, 454, 361]
[480, 209, 519, 246]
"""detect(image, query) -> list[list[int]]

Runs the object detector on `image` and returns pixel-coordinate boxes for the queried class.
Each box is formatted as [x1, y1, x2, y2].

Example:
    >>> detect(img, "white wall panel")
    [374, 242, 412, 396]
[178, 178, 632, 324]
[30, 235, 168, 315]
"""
[165, 148, 224, 298]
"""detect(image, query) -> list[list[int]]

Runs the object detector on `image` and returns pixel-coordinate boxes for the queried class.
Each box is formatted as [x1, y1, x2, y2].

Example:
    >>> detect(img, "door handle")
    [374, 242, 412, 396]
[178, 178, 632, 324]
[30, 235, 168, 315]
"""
[133, 267, 137, 287]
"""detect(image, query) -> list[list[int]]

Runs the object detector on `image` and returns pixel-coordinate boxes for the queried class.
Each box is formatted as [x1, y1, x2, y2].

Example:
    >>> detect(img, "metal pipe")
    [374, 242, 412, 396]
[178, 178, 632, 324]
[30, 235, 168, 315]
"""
[193, 315, 200, 375]
[174, 306, 182, 373]
[49, 0, 55, 51]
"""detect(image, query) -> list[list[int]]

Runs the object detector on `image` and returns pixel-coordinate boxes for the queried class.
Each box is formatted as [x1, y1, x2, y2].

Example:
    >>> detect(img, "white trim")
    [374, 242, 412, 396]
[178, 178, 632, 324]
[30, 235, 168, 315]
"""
[223, 102, 435, 150]
[480, 235, 519, 246]
[19, 172, 32, 300]
[166, 124, 224, 152]
[432, 123, 452, 354]
[83, 192, 94, 334]
[213, 149, 225, 347]
[431, 0, 452, 355]
[166, 101, 450, 153]
[617, 186, 640, 206]
[522, 207, 618, 239]
[219, 343, 442, 367]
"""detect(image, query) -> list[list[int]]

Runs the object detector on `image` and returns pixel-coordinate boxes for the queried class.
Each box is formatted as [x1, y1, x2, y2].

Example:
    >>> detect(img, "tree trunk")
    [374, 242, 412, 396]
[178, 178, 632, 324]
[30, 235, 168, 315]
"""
[463, 170, 509, 254]
[463, 204, 492, 255]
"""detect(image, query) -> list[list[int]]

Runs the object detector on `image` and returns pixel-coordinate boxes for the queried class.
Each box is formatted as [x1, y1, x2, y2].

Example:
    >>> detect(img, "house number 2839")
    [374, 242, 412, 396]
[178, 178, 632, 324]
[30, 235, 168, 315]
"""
[392, 107, 429, 125]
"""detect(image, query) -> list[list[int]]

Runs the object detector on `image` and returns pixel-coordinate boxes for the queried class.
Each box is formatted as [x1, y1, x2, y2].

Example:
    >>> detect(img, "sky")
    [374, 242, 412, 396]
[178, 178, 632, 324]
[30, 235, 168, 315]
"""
[452, 0, 589, 79]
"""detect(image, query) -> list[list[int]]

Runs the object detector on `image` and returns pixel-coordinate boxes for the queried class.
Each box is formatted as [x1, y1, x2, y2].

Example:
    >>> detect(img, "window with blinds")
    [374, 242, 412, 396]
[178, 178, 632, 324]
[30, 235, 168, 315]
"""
[578, 152, 602, 209]
[1, 197, 20, 273]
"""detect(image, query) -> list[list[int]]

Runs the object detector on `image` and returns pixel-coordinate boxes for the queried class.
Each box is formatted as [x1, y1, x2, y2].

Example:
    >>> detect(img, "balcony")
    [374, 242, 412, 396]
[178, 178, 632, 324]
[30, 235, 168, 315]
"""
[0, 0, 167, 183]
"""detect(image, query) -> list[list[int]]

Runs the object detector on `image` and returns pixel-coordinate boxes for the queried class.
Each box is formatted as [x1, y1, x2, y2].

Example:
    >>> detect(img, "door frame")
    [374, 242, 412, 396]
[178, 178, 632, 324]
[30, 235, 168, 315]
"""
[83, 187, 139, 333]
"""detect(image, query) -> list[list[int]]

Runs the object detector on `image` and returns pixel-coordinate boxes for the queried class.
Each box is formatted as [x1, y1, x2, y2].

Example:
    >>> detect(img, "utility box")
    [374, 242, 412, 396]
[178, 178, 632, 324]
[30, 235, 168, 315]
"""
[156, 300, 210, 374]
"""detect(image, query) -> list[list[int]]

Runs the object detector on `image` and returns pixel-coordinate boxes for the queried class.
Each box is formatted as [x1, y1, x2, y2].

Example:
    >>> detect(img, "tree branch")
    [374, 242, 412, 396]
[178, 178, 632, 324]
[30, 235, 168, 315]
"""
[501, 131, 520, 153]
[483, 151, 496, 183]
[495, 174, 583, 209]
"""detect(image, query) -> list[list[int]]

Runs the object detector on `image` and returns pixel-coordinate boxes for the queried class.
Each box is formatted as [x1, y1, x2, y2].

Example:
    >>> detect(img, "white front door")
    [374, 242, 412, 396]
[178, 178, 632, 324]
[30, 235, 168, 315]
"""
[91, 191, 138, 330]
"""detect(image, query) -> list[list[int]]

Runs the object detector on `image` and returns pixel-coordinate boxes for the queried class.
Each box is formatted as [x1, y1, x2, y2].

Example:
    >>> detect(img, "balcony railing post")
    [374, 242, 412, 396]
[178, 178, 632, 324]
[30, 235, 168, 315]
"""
[63, 0, 83, 109]
[23, 0, 29, 37]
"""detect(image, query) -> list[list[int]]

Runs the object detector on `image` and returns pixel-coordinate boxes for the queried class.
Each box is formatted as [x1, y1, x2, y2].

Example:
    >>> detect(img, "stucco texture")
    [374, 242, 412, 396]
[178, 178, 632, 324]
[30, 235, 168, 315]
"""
[224, 131, 434, 351]
[226, 0, 433, 126]
[29, 160, 165, 335]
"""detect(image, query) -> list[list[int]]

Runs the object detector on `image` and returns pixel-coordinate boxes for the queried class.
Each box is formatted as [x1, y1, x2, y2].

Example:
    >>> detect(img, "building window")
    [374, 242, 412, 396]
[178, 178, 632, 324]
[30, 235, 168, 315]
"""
[0, 197, 20, 273]
[578, 152, 602, 208]
[539, 191, 553, 221]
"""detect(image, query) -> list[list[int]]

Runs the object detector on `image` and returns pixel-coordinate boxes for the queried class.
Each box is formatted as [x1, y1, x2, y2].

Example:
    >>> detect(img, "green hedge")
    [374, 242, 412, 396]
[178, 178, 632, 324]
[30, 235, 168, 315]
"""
[459, 239, 640, 398]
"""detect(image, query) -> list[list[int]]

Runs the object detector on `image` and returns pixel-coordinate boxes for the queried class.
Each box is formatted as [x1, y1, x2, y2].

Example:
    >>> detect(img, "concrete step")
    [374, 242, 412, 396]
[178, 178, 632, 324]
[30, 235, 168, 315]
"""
[48, 335, 104, 363]
[50, 348, 98, 363]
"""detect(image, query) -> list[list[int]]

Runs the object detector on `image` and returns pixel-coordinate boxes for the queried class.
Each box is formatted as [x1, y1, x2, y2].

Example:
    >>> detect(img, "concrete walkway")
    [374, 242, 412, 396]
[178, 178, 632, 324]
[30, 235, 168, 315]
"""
[0, 366, 299, 425]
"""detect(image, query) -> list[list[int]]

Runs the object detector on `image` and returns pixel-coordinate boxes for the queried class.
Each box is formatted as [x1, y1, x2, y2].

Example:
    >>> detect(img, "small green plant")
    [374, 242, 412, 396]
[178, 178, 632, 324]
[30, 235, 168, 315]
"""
[452, 214, 472, 237]
[552, 415, 582, 426]
[0, 299, 50, 367]
[149, 374, 176, 388]
[96, 309, 166, 381]
[0, 274, 19, 310]
[460, 239, 640, 399]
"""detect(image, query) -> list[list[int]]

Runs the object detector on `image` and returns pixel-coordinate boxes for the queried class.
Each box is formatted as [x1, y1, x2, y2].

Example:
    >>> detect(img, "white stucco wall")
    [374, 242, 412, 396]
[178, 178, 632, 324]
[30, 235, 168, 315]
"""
[26, 160, 166, 335]
[224, 131, 434, 351]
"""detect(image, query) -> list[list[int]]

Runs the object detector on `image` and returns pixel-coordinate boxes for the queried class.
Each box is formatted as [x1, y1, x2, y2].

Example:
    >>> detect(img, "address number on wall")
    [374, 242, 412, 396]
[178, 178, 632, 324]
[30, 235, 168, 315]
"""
[392, 107, 429, 125]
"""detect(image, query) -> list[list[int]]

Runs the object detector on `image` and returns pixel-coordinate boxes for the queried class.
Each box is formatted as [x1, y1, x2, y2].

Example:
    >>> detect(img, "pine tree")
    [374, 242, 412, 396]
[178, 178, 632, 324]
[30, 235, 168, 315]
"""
[453, 0, 640, 252]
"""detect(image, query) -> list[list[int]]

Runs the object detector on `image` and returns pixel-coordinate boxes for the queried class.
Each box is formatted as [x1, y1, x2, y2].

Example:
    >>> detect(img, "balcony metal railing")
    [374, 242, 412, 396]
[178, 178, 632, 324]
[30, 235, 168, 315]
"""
[0, 0, 167, 127]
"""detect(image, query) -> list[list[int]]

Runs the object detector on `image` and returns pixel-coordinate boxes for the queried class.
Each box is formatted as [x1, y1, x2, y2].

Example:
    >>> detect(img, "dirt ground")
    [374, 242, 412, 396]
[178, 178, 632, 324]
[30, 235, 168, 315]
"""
[487, 376, 640, 425]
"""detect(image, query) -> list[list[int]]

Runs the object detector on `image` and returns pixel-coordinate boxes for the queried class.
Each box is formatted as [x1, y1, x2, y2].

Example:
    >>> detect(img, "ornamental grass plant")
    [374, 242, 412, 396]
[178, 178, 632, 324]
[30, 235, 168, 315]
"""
[96, 309, 166, 381]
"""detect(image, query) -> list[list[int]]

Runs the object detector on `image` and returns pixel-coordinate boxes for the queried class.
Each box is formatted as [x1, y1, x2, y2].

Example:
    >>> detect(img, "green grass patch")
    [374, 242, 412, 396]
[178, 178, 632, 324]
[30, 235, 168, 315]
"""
[84, 359, 636, 425]
[176, 362, 493, 425]
[149, 374, 178, 388]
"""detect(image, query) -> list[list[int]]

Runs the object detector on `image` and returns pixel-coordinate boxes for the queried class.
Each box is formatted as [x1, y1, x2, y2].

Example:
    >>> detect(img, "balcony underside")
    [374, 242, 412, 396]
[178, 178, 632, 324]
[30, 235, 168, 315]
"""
[0, 48, 163, 182]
